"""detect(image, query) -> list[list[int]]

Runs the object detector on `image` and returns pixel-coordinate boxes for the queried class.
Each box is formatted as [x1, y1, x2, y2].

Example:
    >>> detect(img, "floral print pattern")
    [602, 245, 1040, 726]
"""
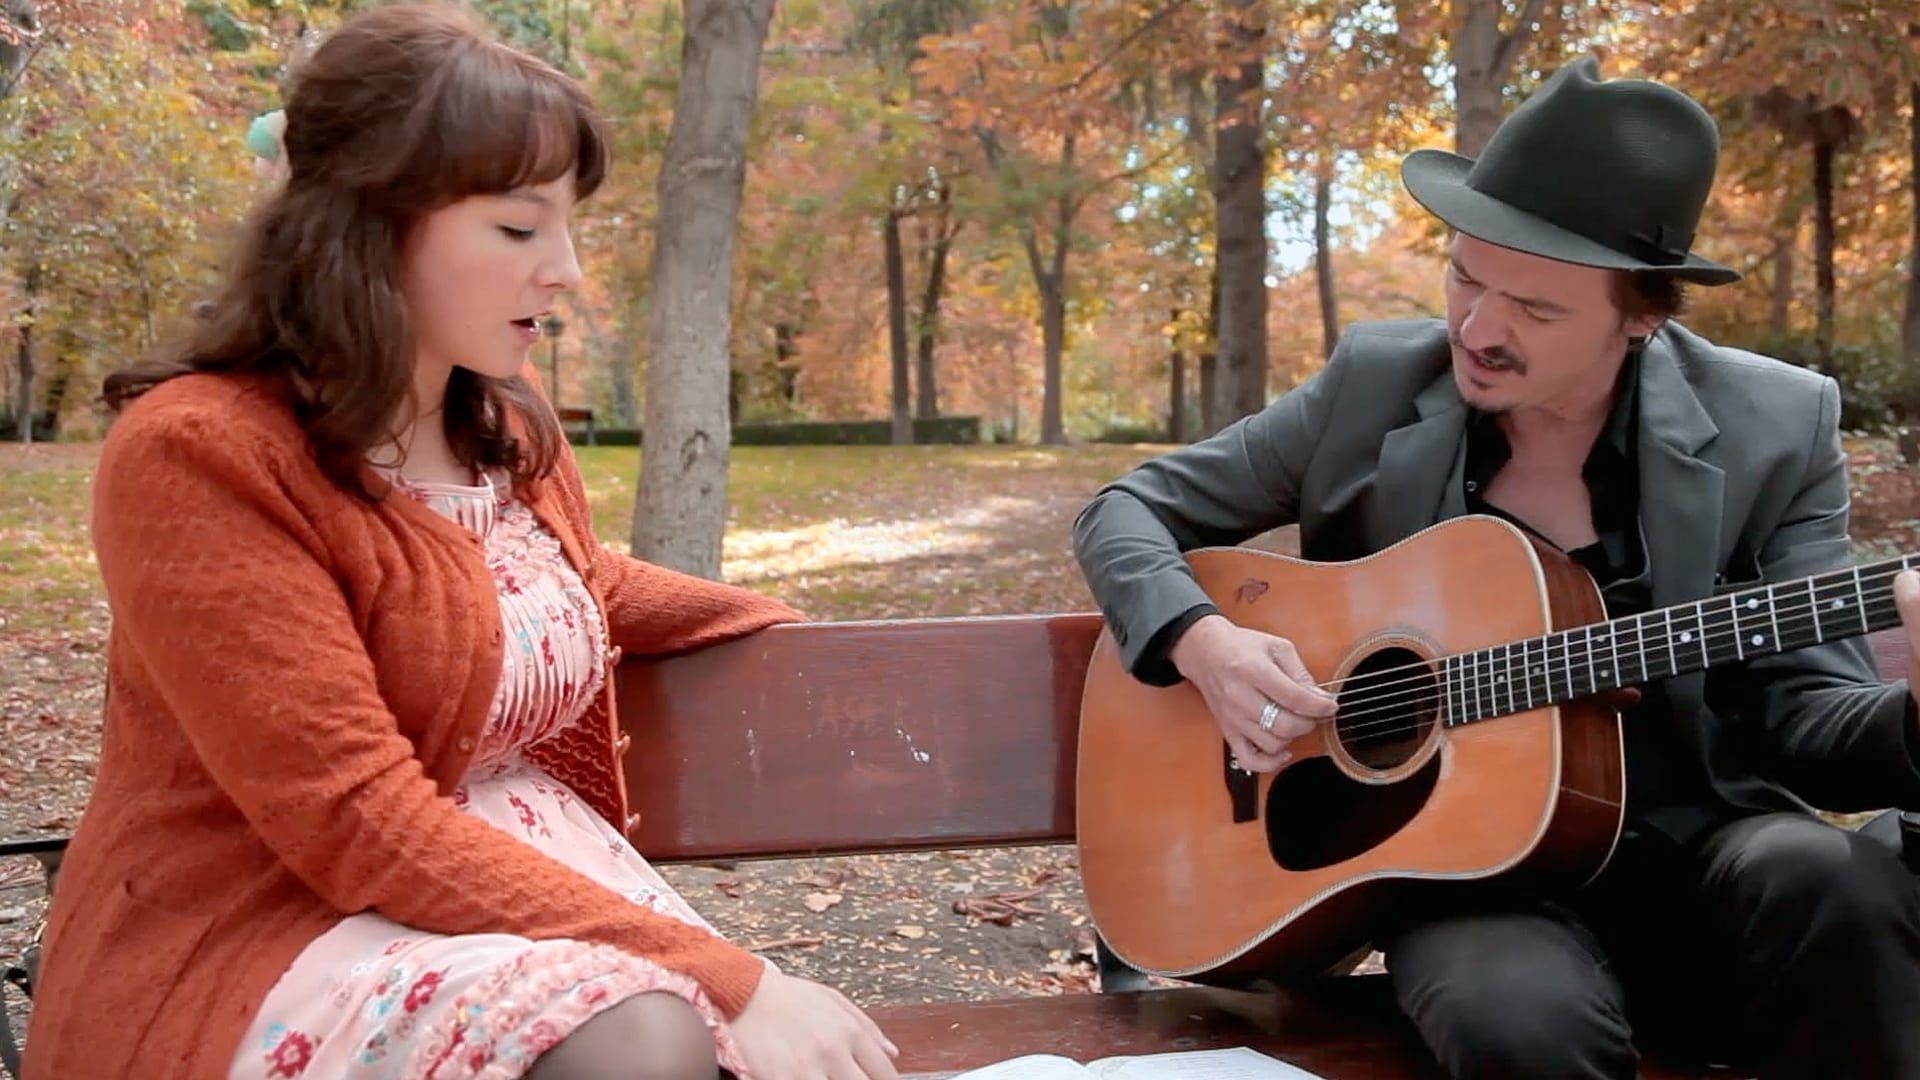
[229, 478, 750, 1080]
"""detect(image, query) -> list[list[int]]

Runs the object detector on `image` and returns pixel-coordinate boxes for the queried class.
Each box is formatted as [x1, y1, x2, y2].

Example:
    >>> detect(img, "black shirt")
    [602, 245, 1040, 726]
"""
[1461, 350, 1720, 836]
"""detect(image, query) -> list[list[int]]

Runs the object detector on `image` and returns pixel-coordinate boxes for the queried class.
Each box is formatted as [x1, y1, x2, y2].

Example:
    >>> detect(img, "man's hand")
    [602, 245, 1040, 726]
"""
[1168, 613, 1337, 772]
[1893, 570, 1920, 716]
[733, 969, 900, 1080]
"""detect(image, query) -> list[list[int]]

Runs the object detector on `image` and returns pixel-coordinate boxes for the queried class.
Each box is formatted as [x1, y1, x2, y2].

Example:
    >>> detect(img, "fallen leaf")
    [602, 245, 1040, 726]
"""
[746, 935, 825, 952]
[893, 924, 926, 939]
[803, 891, 843, 913]
[713, 876, 742, 898]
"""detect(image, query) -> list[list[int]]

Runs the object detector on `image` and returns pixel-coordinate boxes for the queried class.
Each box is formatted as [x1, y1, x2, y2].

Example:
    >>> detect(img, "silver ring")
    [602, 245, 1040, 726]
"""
[1258, 700, 1280, 733]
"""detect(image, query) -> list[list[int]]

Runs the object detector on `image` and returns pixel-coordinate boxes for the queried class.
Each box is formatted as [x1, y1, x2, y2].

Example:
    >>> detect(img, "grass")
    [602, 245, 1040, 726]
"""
[0, 443, 1167, 635]
[0, 447, 103, 634]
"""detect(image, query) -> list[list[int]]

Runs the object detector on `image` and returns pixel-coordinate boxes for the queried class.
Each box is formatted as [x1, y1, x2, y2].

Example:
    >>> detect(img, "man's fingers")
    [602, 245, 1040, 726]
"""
[1263, 639, 1337, 717]
[1248, 668, 1330, 734]
[1897, 570, 1920, 628]
[1227, 732, 1290, 774]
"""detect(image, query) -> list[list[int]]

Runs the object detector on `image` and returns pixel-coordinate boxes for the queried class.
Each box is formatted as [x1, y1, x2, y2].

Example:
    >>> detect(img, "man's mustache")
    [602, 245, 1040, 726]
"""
[1450, 334, 1526, 374]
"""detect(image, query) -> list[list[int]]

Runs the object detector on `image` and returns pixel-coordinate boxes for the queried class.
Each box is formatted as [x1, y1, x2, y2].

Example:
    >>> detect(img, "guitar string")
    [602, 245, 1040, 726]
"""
[1330, 592, 1899, 744]
[1295, 576, 1907, 704]
[1304, 566, 1913, 699]
[1311, 590, 1905, 747]
[1311, 589, 1902, 726]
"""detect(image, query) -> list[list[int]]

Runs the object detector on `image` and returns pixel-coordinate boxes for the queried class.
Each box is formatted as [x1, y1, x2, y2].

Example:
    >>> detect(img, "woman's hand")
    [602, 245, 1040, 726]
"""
[732, 969, 900, 1080]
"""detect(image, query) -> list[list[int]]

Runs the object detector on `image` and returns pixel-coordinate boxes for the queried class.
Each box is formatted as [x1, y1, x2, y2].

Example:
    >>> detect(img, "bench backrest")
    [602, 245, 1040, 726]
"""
[618, 616, 1911, 864]
[619, 614, 1105, 862]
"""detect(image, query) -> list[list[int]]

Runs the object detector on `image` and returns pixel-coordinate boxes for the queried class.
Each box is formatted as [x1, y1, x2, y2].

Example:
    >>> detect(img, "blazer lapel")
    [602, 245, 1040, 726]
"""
[1635, 335, 1725, 609]
[1374, 372, 1471, 545]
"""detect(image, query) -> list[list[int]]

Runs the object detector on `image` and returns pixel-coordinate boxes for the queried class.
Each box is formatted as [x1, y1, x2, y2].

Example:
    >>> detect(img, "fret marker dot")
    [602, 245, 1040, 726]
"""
[1680, 631, 1693, 643]
[1831, 600, 1844, 609]
[1752, 634, 1764, 646]
[1746, 598, 1759, 609]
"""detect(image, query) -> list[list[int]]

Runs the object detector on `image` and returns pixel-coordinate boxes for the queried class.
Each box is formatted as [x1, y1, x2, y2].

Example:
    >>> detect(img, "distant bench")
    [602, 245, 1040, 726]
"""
[557, 405, 596, 445]
[5, 621, 1916, 1078]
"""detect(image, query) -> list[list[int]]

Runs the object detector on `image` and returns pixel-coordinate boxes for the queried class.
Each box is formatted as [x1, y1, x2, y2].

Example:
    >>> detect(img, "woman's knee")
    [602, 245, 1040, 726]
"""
[528, 990, 718, 1080]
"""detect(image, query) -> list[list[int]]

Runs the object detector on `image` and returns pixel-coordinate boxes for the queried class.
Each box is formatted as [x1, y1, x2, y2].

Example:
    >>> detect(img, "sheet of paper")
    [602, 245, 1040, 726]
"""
[1086, 1047, 1329, 1080]
[948, 1054, 1094, 1080]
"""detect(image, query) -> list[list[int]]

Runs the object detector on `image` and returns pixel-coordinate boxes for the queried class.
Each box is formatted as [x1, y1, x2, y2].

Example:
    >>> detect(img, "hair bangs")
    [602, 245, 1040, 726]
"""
[422, 40, 609, 204]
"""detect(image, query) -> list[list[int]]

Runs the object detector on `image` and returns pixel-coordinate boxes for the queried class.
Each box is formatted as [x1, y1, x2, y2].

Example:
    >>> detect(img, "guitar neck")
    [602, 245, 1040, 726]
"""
[1443, 554, 1915, 727]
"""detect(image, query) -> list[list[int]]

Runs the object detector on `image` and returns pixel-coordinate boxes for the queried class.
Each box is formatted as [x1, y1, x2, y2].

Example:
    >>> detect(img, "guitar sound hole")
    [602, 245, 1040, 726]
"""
[1334, 646, 1439, 771]
[1265, 752, 1441, 871]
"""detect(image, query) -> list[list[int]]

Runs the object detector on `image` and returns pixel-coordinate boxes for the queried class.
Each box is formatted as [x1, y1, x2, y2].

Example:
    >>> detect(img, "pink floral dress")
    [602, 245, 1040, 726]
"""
[229, 475, 755, 1080]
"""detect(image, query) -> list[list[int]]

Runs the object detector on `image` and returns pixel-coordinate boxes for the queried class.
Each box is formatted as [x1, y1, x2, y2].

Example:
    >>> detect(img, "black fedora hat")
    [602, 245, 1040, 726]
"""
[1402, 57, 1739, 286]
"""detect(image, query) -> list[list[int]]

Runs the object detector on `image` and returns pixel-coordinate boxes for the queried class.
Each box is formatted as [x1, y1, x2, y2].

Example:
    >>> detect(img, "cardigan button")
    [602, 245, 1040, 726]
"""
[616, 733, 633, 755]
[456, 736, 474, 752]
[606, 645, 625, 665]
[624, 813, 642, 833]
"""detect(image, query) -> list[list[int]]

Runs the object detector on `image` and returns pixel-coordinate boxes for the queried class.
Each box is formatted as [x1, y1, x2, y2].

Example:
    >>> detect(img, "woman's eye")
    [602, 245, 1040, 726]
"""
[500, 226, 535, 241]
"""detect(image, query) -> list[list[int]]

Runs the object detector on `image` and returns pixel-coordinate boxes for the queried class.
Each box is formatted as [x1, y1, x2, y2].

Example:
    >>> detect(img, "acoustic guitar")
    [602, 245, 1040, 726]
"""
[1075, 513, 1912, 983]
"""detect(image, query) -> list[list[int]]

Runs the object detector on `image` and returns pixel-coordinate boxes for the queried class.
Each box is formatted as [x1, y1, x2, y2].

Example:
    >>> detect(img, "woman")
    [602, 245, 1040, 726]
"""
[24, 6, 898, 1079]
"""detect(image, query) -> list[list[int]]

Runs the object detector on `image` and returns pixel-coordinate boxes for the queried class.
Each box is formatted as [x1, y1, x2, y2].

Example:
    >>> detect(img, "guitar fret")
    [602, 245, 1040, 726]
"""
[1582, 626, 1595, 697]
[1807, 578, 1822, 644]
[1729, 595, 1746, 661]
[1503, 642, 1516, 717]
[1474, 645, 1489, 722]
[1664, 608, 1676, 678]
[1765, 583, 1780, 652]
[1551, 626, 1566, 703]
[1855, 566, 1869, 635]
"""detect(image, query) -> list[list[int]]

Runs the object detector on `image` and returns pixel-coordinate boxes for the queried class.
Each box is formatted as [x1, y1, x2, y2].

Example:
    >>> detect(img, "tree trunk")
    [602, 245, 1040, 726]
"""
[1196, 266, 1220, 438]
[1812, 134, 1837, 370]
[12, 262, 35, 444]
[914, 187, 955, 420]
[1314, 155, 1339, 360]
[1169, 347, 1186, 443]
[0, 0, 38, 238]
[1014, 134, 1077, 447]
[1451, 0, 1546, 158]
[1213, 0, 1267, 427]
[1198, 352, 1218, 438]
[774, 321, 800, 405]
[1899, 69, 1920, 464]
[1769, 222, 1796, 336]
[1904, 75, 1920, 370]
[633, 0, 775, 579]
[884, 207, 912, 444]
[1039, 275, 1066, 445]
[611, 333, 639, 424]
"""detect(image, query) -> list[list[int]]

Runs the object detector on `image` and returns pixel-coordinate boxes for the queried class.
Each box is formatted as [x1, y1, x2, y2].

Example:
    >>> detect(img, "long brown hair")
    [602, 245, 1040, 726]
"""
[104, 2, 609, 496]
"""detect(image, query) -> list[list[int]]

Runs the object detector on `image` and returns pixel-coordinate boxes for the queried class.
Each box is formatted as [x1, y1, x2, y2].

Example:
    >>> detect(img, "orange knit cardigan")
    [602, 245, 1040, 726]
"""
[25, 373, 801, 1078]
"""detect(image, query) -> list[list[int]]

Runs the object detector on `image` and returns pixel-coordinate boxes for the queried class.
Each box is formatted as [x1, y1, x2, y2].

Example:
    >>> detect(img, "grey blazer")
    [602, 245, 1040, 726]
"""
[1073, 318, 1920, 830]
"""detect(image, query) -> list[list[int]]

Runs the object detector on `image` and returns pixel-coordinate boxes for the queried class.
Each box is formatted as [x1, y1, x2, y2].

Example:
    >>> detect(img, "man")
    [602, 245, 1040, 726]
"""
[1074, 58, 1920, 1079]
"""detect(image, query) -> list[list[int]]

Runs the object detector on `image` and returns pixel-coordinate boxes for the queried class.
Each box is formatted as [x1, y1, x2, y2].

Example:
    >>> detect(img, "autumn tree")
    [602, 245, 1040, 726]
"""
[633, 0, 776, 578]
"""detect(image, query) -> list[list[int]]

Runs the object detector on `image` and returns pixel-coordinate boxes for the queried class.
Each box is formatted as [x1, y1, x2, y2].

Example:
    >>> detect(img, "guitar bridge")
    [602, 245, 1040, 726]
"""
[1222, 742, 1259, 823]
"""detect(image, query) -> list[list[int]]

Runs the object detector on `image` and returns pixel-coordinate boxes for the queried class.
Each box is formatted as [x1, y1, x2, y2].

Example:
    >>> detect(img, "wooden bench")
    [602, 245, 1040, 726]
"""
[5, 619, 1916, 1078]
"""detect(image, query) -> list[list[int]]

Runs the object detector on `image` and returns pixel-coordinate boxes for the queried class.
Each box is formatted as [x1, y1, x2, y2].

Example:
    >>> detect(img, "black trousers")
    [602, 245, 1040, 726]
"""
[1382, 812, 1920, 1079]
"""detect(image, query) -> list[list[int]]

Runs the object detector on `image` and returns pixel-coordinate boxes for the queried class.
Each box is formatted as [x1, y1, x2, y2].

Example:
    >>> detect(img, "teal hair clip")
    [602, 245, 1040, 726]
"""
[245, 110, 286, 161]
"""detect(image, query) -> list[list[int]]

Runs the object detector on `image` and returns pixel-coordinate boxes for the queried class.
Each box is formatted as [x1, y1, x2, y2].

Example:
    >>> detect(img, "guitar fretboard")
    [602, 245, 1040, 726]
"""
[1439, 554, 1915, 727]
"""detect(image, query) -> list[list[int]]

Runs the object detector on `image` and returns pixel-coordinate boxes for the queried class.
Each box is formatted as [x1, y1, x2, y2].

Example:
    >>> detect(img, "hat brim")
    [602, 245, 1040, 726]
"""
[1401, 149, 1740, 287]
